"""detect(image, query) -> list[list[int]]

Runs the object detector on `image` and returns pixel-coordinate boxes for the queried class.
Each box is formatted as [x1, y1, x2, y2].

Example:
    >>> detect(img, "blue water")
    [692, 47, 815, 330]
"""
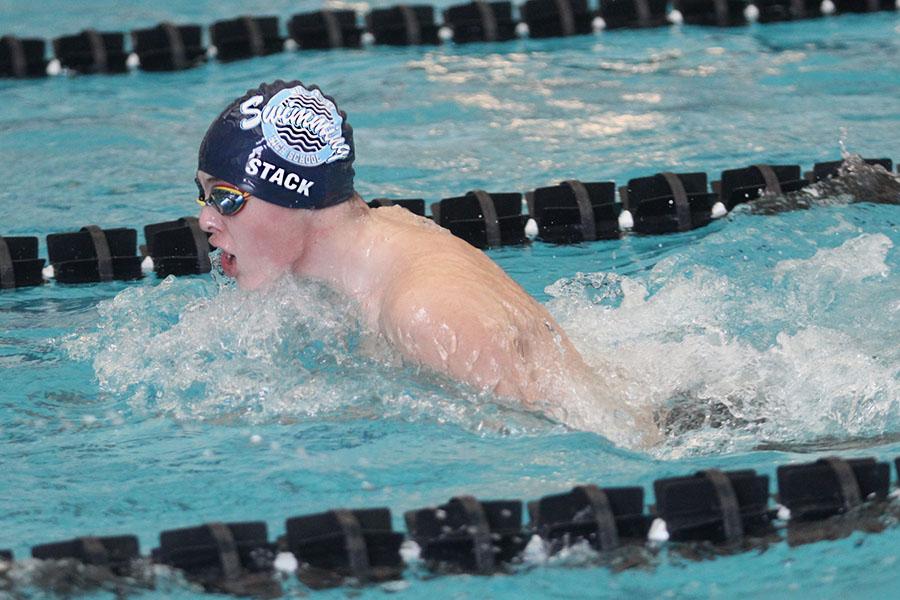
[2, 3, 900, 598]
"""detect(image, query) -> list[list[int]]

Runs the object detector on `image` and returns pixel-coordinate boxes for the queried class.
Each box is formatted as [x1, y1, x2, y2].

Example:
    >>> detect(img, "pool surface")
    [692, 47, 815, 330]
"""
[2, 2, 899, 598]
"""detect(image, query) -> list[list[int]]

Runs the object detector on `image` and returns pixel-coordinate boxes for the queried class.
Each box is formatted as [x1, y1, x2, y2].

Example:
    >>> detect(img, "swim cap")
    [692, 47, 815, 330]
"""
[198, 80, 355, 209]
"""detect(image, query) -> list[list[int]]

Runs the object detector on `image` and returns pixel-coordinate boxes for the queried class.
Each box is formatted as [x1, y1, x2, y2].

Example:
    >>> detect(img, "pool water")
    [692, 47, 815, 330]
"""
[2, 2, 900, 598]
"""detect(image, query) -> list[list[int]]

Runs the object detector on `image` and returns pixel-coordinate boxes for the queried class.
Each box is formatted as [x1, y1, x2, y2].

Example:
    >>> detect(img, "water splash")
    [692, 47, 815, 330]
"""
[750, 152, 900, 213]
[808, 152, 900, 205]
[547, 231, 899, 458]
[60, 224, 900, 453]
[61, 274, 554, 436]
[58, 159, 900, 453]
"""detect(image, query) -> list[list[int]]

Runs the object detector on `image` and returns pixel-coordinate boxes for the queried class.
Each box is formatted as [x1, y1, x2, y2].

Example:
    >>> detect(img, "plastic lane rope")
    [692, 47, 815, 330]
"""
[807, 157, 893, 182]
[599, 0, 672, 29]
[4, 454, 900, 596]
[288, 10, 363, 50]
[153, 521, 281, 597]
[528, 484, 650, 553]
[672, 0, 751, 26]
[753, 0, 825, 22]
[527, 180, 622, 243]
[520, 0, 595, 38]
[31, 535, 141, 576]
[0, 35, 48, 77]
[142, 217, 212, 277]
[130, 22, 206, 72]
[443, 1, 519, 43]
[209, 16, 282, 62]
[619, 171, 718, 234]
[0, 235, 44, 289]
[367, 198, 428, 215]
[0, 154, 895, 291]
[284, 508, 405, 588]
[45, 226, 142, 284]
[432, 189, 528, 248]
[654, 469, 772, 544]
[833, 0, 897, 13]
[2, 3, 900, 78]
[713, 164, 808, 210]
[52, 29, 128, 74]
[366, 5, 442, 46]
[406, 496, 527, 574]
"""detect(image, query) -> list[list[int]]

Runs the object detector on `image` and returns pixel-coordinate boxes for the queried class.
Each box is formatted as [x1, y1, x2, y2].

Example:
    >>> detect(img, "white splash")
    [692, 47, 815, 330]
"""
[59, 209, 898, 455]
[399, 540, 421, 563]
[521, 534, 549, 564]
[61, 274, 551, 435]
[648, 518, 669, 542]
[546, 232, 899, 456]
[273, 552, 298, 573]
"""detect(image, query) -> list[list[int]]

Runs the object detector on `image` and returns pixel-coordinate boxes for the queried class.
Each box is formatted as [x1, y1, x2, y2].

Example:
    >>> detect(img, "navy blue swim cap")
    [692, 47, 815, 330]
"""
[198, 80, 355, 209]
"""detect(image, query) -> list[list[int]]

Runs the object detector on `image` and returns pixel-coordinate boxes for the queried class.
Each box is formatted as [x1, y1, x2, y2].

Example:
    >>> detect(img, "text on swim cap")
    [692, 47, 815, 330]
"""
[245, 158, 314, 196]
[239, 96, 264, 130]
[238, 86, 351, 167]
[241, 96, 340, 137]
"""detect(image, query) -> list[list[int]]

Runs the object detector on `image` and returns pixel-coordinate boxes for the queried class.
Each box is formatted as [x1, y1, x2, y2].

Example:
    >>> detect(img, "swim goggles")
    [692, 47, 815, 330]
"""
[196, 182, 250, 216]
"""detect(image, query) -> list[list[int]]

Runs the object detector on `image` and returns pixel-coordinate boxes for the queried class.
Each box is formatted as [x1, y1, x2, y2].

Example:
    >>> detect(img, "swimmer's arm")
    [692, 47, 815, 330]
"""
[379, 280, 519, 398]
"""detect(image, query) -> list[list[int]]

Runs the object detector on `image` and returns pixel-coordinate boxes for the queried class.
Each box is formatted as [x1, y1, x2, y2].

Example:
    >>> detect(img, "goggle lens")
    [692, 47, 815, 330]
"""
[196, 184, 249, 216]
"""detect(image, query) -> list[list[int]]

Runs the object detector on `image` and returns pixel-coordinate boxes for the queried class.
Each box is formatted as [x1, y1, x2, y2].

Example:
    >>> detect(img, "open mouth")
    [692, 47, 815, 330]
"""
[220, 251, 237, 277]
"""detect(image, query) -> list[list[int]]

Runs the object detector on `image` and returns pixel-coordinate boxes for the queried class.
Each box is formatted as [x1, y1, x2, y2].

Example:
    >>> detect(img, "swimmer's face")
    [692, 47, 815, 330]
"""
[196, 170, 308, 290]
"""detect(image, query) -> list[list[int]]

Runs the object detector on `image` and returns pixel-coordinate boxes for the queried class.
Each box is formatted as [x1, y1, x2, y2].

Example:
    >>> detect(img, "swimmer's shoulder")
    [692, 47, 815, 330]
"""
[370, 203, 446, 233]
[370, 204, 501, 271]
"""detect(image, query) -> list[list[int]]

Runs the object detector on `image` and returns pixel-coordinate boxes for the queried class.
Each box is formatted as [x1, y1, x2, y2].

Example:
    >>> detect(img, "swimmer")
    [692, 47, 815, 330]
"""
[196, 80, 658, 446]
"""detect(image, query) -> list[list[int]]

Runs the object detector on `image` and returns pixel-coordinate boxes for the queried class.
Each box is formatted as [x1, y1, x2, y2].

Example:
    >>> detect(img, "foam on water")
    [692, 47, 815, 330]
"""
[541, 155, 900, 456]
[60, 163, 899, 455]
[61, 265, 555, 436]
[547, 229, 898, 458]
[752, 152, 900, 213]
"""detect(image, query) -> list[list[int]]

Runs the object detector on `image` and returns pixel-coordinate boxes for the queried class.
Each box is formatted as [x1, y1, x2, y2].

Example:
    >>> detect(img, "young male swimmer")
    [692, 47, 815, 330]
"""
[196, 80, 658, 447]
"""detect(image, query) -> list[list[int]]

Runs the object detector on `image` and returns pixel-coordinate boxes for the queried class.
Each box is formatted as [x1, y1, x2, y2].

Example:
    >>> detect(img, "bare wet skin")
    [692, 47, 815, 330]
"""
[319, 205, 660, 448]
[198, 173, 661, 448]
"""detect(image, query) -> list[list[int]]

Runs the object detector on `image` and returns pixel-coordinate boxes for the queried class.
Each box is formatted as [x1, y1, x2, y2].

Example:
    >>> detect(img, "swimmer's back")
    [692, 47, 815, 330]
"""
[368, 205, 591, 403]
